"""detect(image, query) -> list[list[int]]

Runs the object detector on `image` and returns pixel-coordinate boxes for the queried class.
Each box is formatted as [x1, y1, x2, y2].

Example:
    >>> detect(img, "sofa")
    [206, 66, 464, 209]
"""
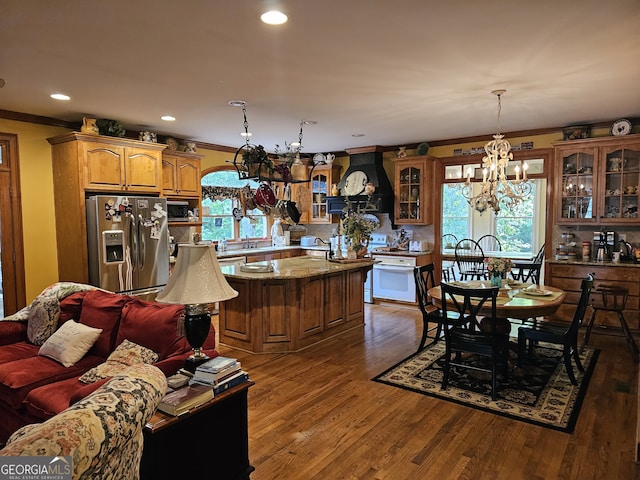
[0, 282, 217, 444]
[0, 363, 167, 480]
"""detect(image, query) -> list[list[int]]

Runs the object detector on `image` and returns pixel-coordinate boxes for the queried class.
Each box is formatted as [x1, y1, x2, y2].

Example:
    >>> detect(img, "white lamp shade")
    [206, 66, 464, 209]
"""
[156, 244, 238, 305]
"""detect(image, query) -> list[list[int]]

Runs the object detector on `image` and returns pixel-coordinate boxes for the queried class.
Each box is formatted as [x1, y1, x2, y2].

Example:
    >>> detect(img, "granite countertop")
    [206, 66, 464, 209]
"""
[547, 259, 640, 268]
[217, 245, 327, 259]
[220, 255, 374, 280]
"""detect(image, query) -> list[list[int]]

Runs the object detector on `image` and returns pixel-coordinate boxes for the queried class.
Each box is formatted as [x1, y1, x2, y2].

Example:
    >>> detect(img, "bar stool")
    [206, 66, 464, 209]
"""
[583, 285, 639, 362]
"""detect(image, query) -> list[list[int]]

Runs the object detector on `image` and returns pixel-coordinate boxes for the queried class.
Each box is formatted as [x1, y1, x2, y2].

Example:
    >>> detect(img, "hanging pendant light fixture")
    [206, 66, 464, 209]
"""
[459, 90, 532, 215]
[230, 101, 315, 183]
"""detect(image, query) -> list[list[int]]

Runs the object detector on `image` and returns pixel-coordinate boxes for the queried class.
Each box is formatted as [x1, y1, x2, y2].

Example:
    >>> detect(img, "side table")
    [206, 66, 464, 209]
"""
[141, 381, 255, 480]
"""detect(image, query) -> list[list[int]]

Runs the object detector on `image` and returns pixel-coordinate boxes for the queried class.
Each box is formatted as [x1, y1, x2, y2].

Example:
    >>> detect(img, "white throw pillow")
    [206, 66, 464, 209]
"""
[38, 321, 103, 367]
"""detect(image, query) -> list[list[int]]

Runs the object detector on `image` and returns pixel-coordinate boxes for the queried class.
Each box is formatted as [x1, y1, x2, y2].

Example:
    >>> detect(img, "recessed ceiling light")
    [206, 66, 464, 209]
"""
[50, 93, 70, 101]
[161, 115, 176, 122]
[228, 100, 246, 107]
[260, 10, 288, 25]
[303, 120, 317, 125]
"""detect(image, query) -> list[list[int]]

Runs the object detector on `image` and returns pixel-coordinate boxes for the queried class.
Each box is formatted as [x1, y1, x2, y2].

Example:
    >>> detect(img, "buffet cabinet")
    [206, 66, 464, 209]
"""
[546, 261, 639, 330]
[393, 155, 434, 225]
[554, 134, 640, 224]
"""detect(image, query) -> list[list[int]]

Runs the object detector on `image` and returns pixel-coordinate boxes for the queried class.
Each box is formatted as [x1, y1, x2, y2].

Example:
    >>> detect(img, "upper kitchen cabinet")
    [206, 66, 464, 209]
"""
[49, 132, 165, 194]
[162, 151, 203, 197]
[555, 134, 640, 225]
[393, 155, 434, 225]
[309, 164, 341, 224]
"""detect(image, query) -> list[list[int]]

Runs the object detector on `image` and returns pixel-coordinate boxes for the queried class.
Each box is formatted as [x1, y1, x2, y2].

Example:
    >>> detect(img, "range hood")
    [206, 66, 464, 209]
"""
[326, 146, 394, 221]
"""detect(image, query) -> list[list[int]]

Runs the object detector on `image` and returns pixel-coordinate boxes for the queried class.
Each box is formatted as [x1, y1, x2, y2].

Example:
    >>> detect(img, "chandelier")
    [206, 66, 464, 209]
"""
[459, 89, 532, 215]
[230, 101, 314, 183]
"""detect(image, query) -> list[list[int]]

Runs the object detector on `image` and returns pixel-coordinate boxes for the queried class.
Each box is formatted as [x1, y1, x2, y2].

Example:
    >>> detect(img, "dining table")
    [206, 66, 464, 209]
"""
[429, 280, 567, 333]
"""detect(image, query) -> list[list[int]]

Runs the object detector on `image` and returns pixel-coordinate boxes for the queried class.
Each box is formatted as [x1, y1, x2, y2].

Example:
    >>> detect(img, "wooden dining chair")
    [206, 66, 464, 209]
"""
[454, 239, 486, 280]
[511, 244, 545, 284]
[517, 274, 594, 385]
[440, 283, 509, 401]
[413, 264, 450, 352]
[477, 234, 502, 253]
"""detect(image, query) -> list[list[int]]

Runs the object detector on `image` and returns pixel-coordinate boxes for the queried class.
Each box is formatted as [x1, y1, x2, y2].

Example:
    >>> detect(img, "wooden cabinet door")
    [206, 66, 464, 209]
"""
[125, 146, 161, 192]
[309, 165, 341, 224]
[176, 158, 201, 195]
[162, 157, 177, 194]
[555, 146, 598, 224]
[82, 141, 125, 190]
[394, 155, 434, 225]
[598, 143, 640, 224]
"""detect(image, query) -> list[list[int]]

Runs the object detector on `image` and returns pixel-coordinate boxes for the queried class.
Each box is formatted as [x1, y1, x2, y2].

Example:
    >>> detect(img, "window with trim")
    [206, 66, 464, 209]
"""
[441, 157, 546, 255]
[201, 170, 270, 242]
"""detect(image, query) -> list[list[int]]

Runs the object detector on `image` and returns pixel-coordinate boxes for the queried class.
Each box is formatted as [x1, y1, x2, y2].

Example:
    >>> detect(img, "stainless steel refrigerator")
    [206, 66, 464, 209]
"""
[86, 195, 169, 295]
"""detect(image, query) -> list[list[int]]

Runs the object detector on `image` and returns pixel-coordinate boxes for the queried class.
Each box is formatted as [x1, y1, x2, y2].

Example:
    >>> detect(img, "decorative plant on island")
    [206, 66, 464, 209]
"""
[485, 257, 514, 286]
[341, 211, 379, 258]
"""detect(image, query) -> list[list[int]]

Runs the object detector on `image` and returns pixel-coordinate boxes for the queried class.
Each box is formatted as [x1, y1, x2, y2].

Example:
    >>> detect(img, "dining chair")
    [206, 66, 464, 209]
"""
[441, 234, 458, 282]
[511, 244, 545, 284]
[477, 234, 502, 253]
[517, 274, 594, 385]
[440, 283, 509, 401]
[413, 263, 450, 352]
[454, 239, 486, 280]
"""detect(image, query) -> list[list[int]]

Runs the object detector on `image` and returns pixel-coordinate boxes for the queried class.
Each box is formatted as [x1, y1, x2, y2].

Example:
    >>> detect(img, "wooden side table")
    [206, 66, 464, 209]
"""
[141, 381, 255, 480]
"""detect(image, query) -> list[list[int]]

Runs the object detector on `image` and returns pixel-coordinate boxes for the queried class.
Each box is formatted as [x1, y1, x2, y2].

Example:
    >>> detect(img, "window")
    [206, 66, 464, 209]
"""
[442, 179, 544, 255]
[201, 170, 270, 242]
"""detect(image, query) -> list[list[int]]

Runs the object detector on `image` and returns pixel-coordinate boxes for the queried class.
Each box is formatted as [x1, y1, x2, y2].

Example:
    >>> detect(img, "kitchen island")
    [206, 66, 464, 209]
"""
[218, 256, 375, 353]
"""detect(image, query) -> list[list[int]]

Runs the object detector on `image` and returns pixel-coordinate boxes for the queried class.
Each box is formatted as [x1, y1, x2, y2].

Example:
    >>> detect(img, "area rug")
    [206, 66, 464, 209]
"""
[372, 340, 599, 433]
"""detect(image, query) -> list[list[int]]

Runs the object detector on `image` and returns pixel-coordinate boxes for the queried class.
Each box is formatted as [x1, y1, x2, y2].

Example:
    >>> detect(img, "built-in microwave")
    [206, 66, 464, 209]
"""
[167, 200, 190, 221]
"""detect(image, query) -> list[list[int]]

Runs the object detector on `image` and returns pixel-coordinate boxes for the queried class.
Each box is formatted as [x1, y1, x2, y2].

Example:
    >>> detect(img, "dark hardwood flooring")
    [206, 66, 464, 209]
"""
[214, 303, 640, 479]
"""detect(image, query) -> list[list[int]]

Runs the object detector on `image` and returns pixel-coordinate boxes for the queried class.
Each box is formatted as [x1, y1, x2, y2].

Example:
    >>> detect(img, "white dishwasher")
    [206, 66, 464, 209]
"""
[372, 254, 417, 303]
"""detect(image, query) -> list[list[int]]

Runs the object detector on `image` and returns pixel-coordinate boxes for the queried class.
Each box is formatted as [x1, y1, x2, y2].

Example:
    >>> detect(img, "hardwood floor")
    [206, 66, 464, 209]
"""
[214, 304, 640, 480]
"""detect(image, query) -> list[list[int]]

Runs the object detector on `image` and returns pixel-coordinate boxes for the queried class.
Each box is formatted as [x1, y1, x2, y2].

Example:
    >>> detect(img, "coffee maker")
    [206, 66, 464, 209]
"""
[592, 230, 617, 261]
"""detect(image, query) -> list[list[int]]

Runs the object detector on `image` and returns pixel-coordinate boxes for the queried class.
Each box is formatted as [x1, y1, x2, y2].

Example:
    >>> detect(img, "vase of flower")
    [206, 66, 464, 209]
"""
[341, 211, 379, 259]
[485, 257, 514, 287]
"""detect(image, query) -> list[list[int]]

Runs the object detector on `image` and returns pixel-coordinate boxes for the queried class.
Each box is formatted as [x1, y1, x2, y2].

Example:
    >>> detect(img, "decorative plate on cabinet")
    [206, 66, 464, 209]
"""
[611, 119, 632, 136]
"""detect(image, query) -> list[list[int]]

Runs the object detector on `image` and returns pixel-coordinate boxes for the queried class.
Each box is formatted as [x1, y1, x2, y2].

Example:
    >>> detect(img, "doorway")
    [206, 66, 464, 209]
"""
[0, 134, 26, 316]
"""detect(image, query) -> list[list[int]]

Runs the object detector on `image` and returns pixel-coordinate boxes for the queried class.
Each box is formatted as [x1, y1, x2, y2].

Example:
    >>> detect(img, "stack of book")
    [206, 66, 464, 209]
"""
[157, 384, 213, 416]
[189, 356, 249, 395]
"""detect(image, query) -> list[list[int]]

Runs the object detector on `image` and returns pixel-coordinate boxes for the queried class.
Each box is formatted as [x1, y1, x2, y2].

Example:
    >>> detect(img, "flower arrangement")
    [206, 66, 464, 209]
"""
[341, 211, 379, 257]
[485, 257, 514, 277]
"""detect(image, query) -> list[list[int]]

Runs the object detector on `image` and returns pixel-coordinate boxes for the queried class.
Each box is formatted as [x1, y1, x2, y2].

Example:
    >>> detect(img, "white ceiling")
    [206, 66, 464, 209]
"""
[1, 0, 639, 153]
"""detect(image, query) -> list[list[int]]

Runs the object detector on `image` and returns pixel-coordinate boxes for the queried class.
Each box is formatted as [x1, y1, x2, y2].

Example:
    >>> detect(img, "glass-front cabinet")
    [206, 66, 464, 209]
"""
[309, 164, 341, 224]
[555, 134, 640, 224]
[394, 155, 434, 225]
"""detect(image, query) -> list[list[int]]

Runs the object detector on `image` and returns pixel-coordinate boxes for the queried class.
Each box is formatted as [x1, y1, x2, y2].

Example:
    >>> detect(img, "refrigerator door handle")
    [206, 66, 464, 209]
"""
[130, 214, 138, 272]
[138, 214, 146, 270]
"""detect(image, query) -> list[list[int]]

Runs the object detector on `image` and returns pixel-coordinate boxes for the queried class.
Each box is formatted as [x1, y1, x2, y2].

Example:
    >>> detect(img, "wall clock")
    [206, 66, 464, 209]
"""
[611, 119, 632, 136]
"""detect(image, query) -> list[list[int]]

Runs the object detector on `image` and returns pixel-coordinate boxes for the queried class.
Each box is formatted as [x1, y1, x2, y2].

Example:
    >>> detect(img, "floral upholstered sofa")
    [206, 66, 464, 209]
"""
[0, 363, 166, 480]
[0, 282, 217, 444]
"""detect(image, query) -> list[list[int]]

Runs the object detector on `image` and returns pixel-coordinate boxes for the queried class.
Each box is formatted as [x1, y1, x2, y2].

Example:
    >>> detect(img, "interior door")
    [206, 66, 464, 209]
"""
[0, 134, 26, 316]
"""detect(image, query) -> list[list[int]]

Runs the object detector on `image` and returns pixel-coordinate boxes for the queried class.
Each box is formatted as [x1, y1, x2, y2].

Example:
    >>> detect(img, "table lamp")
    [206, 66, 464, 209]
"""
[156, 238, 238, 371]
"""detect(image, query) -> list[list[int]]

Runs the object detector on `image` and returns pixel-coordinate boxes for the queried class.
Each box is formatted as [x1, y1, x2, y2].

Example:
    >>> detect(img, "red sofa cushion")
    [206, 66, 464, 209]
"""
[78, 290, 130, 358]
[116, 298, 200, 360]
[0, 354, 104, 409]
[58, 291, 89, 323]
[0, 342, 40, 365]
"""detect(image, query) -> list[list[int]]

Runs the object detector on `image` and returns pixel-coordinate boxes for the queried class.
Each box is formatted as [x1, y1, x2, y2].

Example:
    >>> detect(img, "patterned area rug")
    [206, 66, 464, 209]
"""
[373, 339, 599, 433]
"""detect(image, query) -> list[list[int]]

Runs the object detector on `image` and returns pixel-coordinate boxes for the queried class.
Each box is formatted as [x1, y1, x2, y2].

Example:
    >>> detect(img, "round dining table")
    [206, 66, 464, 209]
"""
[429, 281, 567, 321]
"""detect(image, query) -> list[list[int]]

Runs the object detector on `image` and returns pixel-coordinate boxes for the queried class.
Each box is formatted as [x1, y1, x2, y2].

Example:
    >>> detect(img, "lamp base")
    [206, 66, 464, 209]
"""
[184, 354, 211, 373]
[182, 304, 213, 373]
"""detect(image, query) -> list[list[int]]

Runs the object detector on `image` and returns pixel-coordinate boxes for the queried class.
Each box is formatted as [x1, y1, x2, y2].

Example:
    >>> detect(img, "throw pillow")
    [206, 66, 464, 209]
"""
[27, 296, 61, 346]
[38, 320, 103, 367]
[78, 339, 159, 384]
